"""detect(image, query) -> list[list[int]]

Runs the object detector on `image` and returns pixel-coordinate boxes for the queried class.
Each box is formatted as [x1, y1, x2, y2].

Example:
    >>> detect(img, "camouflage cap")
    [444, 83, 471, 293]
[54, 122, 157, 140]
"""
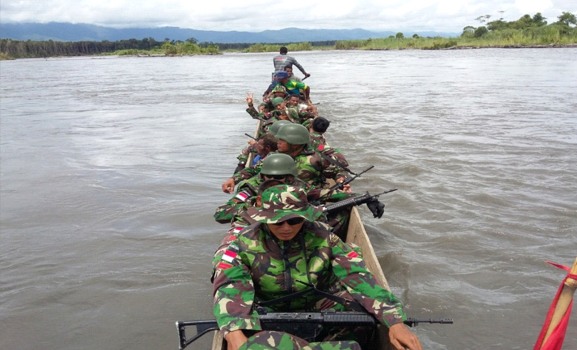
[247, 184, 323, 224]
[271, 85, 287, 94]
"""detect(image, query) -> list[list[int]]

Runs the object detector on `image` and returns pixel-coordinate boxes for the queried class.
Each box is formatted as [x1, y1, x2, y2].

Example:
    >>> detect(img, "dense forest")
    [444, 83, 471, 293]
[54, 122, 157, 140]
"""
[1, 11, 575, 59]
[0, 37, 221, 59]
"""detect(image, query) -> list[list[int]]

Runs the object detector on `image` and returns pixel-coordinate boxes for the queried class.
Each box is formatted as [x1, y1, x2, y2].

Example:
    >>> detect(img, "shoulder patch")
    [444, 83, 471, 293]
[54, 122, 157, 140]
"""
[217, 261, 233, 270]
[235, 190, 251, 202]
[222, 249, 237, 262]
[346, 251, 359, 259]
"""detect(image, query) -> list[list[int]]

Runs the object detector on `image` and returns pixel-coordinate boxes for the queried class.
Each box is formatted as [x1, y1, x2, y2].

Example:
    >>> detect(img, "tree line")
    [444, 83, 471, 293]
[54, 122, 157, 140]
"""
[461, 11, 577, 38]
[1, 11, 575, 59]
[0, 37, 220, 59]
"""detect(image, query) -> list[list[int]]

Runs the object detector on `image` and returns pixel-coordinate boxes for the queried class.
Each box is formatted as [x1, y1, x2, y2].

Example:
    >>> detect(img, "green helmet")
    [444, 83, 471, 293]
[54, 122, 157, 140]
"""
[268, 120, 292, 136]
[271, 97, 285, 107]
[260, 153, 297, 176]
[275, 124, 310, 145]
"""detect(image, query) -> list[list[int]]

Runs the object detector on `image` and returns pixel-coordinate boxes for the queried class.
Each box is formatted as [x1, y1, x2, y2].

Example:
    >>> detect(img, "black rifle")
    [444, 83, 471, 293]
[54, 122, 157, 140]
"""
[323, 189, 397, 213]
[244, 133, 258, 141]
[326, 165, 374, 193]
[176, 311, 453, 349]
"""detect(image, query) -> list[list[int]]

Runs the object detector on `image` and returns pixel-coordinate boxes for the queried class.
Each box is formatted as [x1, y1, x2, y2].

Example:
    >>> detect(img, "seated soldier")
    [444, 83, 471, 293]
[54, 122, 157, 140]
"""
[264, 84, 288, 102]
[309, 116, 331, 149]
[216, 152, 359, 231]
[223, 122, 294, 195]
[276, 71, 311, 102]
[274, 123, 347, 188]
[245, 92, 277, 123]
[270, 96, 302, 125]
[215, 153, 305, 226]
[275, 123, 385, 237]
[212, 184, 422, 350]
[232, 133, 277, 174]
[221, 122, 334, 192]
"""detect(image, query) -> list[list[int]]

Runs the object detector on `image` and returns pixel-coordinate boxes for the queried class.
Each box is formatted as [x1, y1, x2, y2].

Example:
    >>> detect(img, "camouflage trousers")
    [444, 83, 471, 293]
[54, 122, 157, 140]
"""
[238, 330, 361, 350]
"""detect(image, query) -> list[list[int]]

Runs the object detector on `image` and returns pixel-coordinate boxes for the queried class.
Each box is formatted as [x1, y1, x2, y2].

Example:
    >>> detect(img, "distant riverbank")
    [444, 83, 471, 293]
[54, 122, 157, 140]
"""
[2, 19, 576, 60]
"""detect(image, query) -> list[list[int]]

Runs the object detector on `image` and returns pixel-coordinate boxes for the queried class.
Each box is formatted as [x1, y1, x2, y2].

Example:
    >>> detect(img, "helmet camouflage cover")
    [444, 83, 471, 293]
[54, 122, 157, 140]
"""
[247, 184, 323, 224]
[271, 85, 287, 93]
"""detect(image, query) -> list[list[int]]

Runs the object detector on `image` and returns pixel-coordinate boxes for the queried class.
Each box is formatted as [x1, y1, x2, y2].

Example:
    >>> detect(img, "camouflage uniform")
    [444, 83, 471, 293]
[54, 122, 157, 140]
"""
[309, 131, 328, 150]
[291, 146, 349, 188]
[212, 185, 406, 339]
[239, 331, 361, 350]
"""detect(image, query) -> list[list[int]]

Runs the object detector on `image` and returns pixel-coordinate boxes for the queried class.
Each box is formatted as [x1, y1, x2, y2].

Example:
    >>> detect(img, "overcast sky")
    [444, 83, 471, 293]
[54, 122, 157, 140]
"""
[2, 0, 576, 33]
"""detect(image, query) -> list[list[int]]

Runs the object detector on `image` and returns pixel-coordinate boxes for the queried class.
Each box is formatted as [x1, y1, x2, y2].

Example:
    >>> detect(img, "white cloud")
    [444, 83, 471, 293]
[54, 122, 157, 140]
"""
[1, 0, 575, 32]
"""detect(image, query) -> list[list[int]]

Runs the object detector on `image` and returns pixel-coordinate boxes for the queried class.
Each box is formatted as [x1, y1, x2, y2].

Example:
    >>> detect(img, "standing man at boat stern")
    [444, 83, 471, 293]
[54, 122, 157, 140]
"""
[273, 46, 311, 80]
[211, 184, 423, 350]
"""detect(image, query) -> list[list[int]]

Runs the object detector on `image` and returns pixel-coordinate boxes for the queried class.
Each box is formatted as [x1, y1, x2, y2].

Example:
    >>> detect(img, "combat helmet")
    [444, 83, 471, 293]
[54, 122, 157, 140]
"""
[260, 153, 297, 176]
[268, 120, 292, 136]
[275, 123, 310, 145]
[271, 97, 285, 107]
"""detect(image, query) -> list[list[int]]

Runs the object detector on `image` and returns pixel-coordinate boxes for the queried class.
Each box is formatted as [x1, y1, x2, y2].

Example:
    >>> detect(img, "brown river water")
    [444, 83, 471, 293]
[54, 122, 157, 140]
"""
[1, 49, 576, 349]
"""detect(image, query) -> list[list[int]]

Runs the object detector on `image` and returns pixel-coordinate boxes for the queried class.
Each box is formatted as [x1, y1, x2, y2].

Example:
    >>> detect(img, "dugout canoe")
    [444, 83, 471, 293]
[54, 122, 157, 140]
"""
[210, 205, 394, 350]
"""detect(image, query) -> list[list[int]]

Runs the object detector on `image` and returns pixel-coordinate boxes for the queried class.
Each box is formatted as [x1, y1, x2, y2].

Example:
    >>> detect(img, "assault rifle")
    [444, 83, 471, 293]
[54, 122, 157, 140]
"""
[244, 133, 258, 141]
[327, 165, 374, 192]
[322, 189, 397, 214]
[176, 311, 453, 349]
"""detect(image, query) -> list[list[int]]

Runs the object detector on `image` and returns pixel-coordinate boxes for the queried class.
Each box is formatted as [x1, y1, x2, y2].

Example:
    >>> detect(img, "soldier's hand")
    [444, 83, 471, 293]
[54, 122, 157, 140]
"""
[222, 178, 236, 194]
[225, 330, 248, 350]
[366, 198, 385, 218]
[389, 323, 422, 350]
[342, 183, 352, 194]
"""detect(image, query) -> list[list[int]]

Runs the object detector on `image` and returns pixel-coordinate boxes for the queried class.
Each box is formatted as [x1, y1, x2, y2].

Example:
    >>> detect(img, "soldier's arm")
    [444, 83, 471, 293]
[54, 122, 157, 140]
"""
[212, 247, 262, 333]
[213, 190, 252, 224]
[329, 235, 406, 328]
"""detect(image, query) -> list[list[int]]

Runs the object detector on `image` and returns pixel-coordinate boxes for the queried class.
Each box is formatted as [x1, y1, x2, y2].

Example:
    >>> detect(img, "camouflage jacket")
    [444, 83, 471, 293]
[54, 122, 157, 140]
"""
[293, 146, 349, 187]
[231, 145, 348, 187]
[212, 222, 406, 333]
[213, 177, 259, 224]
[214, 175, 345, 225]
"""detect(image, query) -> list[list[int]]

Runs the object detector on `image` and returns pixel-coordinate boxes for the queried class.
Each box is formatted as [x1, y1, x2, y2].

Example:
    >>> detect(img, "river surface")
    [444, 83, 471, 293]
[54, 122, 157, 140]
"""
[1, 49, 576, 350]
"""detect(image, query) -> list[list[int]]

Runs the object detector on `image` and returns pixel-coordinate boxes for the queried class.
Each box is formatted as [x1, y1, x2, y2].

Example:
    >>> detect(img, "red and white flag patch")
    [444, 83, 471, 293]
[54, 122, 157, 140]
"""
[235, 190, 251, 202]
[222, 249, 238, 263]
[217, 261, 233, 270]
[347, 251, 359, 259]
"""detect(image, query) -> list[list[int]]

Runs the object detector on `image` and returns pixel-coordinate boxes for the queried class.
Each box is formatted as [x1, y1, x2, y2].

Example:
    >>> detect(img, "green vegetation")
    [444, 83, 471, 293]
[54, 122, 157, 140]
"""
[244, 42, 317, 53]
[0, 11, 575, 60]
[333, 11, 576, 50]
[0, 37, 219, 60]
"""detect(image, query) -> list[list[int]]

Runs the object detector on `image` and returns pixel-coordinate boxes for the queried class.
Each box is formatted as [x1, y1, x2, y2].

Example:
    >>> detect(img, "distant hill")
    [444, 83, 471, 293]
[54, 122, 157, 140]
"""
[0, 22, 456, 43]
